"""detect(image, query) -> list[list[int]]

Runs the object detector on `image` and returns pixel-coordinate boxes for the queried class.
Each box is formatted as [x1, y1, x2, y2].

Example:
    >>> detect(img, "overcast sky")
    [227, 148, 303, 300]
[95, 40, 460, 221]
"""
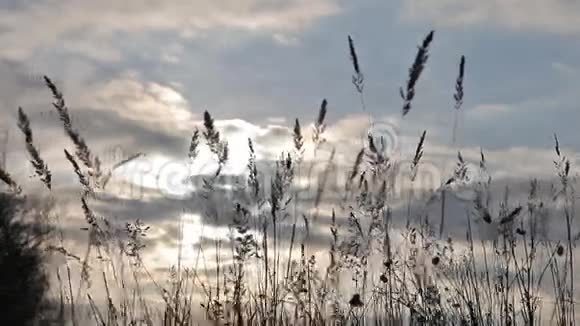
[0, 0, 578, 213]
[2, 2, 580, 309]
[1, 0, 579, 151]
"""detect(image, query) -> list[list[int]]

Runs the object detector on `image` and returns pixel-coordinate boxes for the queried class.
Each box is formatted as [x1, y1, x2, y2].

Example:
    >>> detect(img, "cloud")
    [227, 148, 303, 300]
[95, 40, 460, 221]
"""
[552, 62, 578, 76]
[0, 0, 341, 61]
[401, 0, 580, 35]
[466, 103, 512, 119]
[101, 112, 576, 206]
[83, 76, 197, 135]
[8, 103, 578, 310]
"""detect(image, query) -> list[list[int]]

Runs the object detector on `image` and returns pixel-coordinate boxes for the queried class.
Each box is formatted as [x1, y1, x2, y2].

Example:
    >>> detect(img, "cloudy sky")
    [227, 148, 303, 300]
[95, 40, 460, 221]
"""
[1, 0, 579, 153]
[1, 1, 580, 298]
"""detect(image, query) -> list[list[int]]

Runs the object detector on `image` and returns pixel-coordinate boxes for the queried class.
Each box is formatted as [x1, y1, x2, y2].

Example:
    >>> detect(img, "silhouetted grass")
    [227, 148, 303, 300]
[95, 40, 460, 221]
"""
[0, 30, 577, 326]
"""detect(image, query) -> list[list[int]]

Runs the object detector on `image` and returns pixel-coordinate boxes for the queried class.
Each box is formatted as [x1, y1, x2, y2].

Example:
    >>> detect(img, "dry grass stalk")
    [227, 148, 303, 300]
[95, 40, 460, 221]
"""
[293, 118, 304, 154]
[44, 76, 102, 187]
[4, 29, 579, 326]
[312, 99, 328, 152]
[454, 56, 466, 110]
[348, 35, 364, 94]
[0, 165, 21, 194]
[247, 138, 260, 198]
[188, 128, 200, 162]
[202, 110, 228, 167]
[17, 107, 52, 190]
[64, 149, 91, 195]
[101, 152, 144, 189]
[349, 148, 365, 182]
[316, 100, 327, 129]
[411, 130, 427, 181]
[401, 30, 435, 116]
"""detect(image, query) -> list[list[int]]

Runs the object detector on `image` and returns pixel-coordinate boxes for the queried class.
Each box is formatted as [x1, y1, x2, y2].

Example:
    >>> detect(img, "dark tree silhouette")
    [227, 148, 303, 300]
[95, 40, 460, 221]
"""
[0, 193, 49, 325]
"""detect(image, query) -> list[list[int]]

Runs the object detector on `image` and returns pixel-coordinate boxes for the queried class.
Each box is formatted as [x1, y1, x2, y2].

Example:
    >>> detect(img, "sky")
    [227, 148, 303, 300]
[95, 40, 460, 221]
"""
[0, 1, 576, 171]
[0, 0, 580, 307]
[1, 0, 580, 153]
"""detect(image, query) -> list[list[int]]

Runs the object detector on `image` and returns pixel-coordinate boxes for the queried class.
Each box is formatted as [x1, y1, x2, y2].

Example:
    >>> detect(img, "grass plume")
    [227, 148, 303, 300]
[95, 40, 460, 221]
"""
[2, 29, 578, 326]
[293, 118, 304, 153]
[44, 76, 102, 185]
[454, 55, 466, 110]
[17, 107, 52, 190]
[411, 130, 427, 181]
[312, 99, 328, 149]
[202, 110, 228, 167]
[64, 149, 91, 195]
[188, 128, 200, 162]
[348, 35, 364, 94]
[401, 30, 435, 116]
[0, 166, 21, 194]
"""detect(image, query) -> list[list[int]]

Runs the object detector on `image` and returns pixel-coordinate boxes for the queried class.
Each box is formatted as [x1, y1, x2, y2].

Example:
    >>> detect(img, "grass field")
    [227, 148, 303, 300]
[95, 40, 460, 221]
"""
[1, 30, 579, 326]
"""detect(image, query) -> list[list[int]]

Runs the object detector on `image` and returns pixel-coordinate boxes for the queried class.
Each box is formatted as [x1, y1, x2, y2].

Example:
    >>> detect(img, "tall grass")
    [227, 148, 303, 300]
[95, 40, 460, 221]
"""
[0, 30, 578, 326]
